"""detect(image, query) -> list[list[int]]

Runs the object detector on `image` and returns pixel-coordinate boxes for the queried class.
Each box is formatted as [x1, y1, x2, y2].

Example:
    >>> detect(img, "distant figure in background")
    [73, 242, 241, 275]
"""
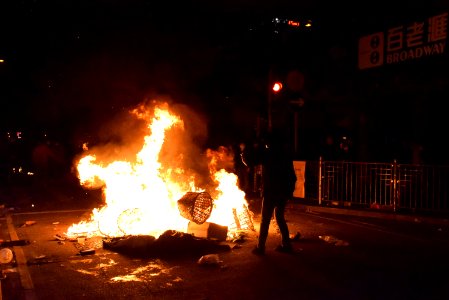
[321, 135, 337, 160]
[234, 142, 251, 195]
[252, 131, 297, 255]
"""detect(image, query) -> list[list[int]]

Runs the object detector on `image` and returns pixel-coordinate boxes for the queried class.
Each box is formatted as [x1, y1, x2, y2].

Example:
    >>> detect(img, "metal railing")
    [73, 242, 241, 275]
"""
[302, 158, 449, 214]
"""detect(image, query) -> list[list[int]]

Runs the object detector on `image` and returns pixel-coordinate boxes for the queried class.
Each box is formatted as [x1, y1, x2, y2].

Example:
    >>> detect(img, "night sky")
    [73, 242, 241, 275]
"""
[1, 0, 448, 163]
[0, 0, 325, 143]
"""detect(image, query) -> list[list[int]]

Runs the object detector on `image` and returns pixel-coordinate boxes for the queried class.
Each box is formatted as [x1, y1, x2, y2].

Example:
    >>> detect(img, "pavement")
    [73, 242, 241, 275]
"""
[258, 197, 449, 227]
[3, 191, 449, 300]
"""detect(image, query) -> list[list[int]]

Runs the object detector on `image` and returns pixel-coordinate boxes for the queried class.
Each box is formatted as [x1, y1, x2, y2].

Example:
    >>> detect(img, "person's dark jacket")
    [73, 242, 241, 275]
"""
[261, 137, 297, 200]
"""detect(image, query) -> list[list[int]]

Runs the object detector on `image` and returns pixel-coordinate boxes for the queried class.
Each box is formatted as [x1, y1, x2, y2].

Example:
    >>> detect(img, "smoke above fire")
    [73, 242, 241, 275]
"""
[67, 100, 251, 239]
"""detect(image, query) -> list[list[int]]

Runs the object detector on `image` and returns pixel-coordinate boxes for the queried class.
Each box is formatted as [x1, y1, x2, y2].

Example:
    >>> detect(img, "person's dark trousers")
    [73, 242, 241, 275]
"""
[257, 196, 290, 250]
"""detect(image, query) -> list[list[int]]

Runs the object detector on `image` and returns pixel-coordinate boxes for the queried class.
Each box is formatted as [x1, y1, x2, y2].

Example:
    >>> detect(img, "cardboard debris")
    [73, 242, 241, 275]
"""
[187, 222, 228, 241]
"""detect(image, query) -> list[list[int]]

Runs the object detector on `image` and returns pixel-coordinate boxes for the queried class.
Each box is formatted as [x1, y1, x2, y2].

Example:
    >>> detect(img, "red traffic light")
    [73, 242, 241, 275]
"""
[272, 82, 283, 93]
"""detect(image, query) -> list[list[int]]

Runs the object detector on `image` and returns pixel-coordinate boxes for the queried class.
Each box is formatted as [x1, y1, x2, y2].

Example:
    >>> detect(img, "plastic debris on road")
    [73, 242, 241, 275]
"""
[0, 248, 14, 264]
[21, 220, 37, 227]
[54, 234, 66, 241]
[290, 232, 301, 241]
[319, 235, 349, 246]
[80, 249, 96, 256]
[197, 254, 222, 266]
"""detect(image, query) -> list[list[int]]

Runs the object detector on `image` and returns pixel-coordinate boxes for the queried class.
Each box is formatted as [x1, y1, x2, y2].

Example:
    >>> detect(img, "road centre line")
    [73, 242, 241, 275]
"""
[5, 214, 36, 300]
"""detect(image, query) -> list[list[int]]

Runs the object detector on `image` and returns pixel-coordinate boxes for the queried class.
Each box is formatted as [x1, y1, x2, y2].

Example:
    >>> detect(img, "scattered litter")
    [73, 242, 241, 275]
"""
[319, 235, 349, 246]
[0, 204, 6, 217]
[2, 267, 17, 274]
[54, 234, 66, 241]
[27, 255, 58, 265]
[230, 231, 247, 243]
[228, 243, 241, 249]
[370, 203, 380, 209]
[0, 248, 14, 264]
[21, 220, 37, 227]
[333, 239, 349, 247]
[80, 249, 96, 256]
[75, 236, 103, 250]
[197, 254, 222, 266]
[290, 232, 301, 241]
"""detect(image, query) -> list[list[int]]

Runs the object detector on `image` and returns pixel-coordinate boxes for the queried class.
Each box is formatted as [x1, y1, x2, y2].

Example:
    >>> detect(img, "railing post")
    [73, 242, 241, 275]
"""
[318, 156, 323, 205]
[392, 159, 398, 212]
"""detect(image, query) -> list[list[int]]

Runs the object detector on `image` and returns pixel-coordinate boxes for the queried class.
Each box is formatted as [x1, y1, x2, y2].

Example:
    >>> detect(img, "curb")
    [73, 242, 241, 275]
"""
[289, 202, 449, 226]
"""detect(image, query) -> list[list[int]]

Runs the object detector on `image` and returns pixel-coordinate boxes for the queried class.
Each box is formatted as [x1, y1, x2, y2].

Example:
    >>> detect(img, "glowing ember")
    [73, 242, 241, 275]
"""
[67, 102, 253, 239]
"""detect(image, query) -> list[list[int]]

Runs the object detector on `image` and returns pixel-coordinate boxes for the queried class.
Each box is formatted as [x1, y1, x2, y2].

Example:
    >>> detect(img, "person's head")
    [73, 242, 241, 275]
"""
[266, 130, 289, 154]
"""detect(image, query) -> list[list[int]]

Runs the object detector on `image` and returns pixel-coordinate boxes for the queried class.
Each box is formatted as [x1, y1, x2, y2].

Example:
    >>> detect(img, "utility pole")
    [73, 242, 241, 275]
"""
[267, 71, 283, 134]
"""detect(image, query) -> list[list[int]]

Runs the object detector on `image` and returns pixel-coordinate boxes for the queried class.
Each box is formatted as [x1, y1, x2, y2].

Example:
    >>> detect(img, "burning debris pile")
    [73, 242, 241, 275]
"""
[65, 101, 254, 253]
[178, 192, 213, 225]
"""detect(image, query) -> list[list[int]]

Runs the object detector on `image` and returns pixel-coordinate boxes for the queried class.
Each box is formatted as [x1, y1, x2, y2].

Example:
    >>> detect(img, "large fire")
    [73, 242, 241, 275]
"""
[66, 102, 253, 240]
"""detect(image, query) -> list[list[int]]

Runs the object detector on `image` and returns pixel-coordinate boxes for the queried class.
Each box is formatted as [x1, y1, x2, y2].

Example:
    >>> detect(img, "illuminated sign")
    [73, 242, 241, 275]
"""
[358, 12, 448, 69]
[288, 20, 300, 27]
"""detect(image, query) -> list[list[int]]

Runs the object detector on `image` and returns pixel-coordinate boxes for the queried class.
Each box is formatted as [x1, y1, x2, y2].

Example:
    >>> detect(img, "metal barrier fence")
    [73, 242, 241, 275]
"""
[302, 158, 449, 214]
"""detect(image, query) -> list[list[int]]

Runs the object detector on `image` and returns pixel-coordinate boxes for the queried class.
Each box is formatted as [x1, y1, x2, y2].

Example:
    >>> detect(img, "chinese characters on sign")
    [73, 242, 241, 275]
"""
[358, 12, 448, 69]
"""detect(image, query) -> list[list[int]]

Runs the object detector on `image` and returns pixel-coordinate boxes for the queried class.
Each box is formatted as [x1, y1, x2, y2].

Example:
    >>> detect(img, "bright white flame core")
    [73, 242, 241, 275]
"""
[67, 103, 252, 239]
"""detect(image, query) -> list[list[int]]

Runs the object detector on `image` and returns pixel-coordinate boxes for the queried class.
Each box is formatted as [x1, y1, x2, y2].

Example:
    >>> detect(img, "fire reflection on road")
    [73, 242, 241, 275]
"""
[69, 254, 180, 283]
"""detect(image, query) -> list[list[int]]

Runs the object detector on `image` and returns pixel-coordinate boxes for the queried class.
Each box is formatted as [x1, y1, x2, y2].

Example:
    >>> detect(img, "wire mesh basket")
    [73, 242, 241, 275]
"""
[177, 192, 213, 224]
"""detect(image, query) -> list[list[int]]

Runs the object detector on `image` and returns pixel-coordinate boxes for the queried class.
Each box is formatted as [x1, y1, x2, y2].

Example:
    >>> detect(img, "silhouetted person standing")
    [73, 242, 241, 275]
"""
[252, 131, 297, 255]
[234, 142, 250, 195]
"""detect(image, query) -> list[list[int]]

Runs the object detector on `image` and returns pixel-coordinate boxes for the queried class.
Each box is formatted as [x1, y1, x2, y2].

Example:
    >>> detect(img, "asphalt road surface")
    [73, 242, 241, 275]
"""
[2, 201, 449, 300]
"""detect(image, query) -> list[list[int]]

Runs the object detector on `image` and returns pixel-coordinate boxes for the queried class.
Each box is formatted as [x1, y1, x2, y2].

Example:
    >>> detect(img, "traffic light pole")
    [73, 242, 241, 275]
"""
[268, 69, 284, 134]
[267, 69, 273, 134]
[268, 92, 273, 134]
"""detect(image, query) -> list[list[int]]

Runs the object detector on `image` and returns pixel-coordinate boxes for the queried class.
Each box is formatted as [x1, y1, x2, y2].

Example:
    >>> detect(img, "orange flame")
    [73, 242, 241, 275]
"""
[67, 102, 253, 239]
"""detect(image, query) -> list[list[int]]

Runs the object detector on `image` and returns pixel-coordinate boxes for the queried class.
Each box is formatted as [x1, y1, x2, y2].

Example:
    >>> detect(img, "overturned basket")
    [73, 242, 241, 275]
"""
[177, 192, 213, 225]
